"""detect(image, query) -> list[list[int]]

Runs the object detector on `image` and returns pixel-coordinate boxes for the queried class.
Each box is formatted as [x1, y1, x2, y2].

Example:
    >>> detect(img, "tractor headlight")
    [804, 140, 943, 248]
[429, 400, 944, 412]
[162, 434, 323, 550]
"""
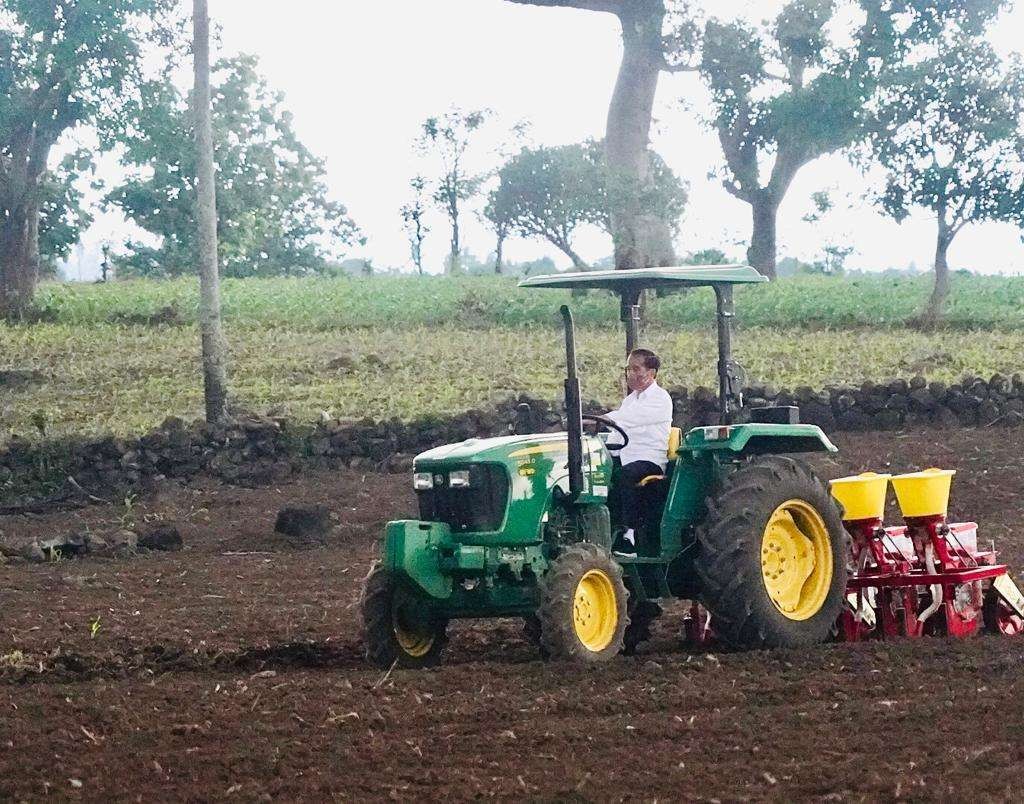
[413, 472, 433, 490]
[449, 469, 471, 489]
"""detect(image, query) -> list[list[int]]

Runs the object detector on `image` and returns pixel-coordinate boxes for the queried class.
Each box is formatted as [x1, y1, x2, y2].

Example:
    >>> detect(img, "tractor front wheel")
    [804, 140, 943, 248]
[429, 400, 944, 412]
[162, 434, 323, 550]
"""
[695, 456, 847, 649]
[538, 542, 629, 661]
[362, 565, 448, 669]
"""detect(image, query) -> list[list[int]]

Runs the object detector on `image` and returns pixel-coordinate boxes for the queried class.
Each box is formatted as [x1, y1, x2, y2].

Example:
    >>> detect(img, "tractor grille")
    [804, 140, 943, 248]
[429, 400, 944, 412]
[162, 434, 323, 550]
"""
[416, 464, 509, 533]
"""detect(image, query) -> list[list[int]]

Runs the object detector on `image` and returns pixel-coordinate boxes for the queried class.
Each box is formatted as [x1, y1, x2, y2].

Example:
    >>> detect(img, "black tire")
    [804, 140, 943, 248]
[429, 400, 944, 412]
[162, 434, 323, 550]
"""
[622, 599, 662, 655]
[361, 565, 448, 669]
[694, 455, 848, 649]
[538, 542, 629, 661]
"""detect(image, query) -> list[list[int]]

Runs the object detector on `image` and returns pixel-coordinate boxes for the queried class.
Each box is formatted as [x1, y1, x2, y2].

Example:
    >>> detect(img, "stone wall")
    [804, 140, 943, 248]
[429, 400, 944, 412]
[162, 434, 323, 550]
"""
[1, 372, 1022, 505]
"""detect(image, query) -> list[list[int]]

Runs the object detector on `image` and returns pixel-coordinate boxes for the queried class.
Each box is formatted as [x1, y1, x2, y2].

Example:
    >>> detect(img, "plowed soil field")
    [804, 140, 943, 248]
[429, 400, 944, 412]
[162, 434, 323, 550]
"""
[3, 428, 1024, 802]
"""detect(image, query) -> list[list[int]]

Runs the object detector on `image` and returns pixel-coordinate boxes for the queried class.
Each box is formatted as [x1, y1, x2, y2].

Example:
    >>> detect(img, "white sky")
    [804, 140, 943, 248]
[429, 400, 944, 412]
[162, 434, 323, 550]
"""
[67, 0, 1024, 278]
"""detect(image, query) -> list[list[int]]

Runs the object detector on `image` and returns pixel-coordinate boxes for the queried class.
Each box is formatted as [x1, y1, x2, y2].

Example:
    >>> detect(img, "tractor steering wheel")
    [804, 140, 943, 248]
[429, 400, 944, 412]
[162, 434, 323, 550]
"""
[582, 413, 629, 452]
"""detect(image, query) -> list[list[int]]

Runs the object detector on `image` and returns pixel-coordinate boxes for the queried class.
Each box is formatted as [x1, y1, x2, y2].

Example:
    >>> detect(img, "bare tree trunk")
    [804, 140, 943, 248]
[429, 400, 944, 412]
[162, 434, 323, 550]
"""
[494, 233, 504, 274]
[0, 209, 36, 317]
[563, 245, 589, 270]
[449, 213, 460, 274]
[605, 0, 674, 270]
[921, 219, 953, 324]
[194, 0, 229, 422]
[747, 194, 778, 280]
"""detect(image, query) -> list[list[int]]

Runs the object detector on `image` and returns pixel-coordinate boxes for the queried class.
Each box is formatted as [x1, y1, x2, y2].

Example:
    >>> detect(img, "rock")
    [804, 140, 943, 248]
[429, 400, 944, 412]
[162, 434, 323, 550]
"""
[908, 389, 935, 410]
[928, 380, 947, 400]
[109, 530, 139, 553]
[887, 378, 909, 395]
[274, 505, 332, 546]
[946, 392, 977, 414]
[1004, 410, 1024, 427]
[0, 536, 45, 562]
[956, 408, 978, 427]
[968, 380, 990, 399]
[978, 399, 1002, 424]
[836, 393, 857, 413]
[798, 402, 835, 431]
[138, 524, 183, 552]
[989, 373, 1011, 395]
[776, 389, 795, 407]
[885, 394, 910, 412]
[387, 453, 414, 473]
[931, 406, 960, 429]
[909, 375, 927, 390]
[38, 532, 88, 560]
[692, 386, 717, 406]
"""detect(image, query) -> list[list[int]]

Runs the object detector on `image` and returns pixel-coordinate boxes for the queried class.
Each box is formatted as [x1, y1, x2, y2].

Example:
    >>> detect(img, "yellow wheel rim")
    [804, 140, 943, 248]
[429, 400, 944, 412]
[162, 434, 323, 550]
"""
[573, 569, 619, 652]
[392, 597, 435, 658]
[760, 499, 833, 621]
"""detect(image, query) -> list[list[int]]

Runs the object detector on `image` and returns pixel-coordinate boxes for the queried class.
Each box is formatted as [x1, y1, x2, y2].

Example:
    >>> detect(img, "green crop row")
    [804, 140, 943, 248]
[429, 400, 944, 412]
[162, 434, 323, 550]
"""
[1, 322, 1021, 439]
[29, 272, 1024, 331]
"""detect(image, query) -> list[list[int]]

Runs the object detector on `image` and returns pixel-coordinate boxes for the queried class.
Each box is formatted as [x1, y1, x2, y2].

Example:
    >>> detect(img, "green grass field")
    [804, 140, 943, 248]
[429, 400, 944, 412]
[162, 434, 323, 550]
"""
[32, 272, 1024, 330]
[2, 272, 1023, 439]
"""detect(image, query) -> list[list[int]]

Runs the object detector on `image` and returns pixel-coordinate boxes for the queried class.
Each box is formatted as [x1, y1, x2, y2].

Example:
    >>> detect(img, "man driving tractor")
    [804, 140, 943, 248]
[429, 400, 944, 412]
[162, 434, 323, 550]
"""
[600, 348, 673, 555]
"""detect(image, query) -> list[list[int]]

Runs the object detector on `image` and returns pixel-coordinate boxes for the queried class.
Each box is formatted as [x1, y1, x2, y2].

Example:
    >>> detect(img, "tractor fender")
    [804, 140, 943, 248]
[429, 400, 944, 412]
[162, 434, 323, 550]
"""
[683, 423, 837, 456]
[383, 520, 455, 600]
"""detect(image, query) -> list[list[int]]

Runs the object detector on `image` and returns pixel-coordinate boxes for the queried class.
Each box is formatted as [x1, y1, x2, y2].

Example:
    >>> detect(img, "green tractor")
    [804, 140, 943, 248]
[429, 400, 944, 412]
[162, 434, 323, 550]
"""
[362, 265, 847, 667]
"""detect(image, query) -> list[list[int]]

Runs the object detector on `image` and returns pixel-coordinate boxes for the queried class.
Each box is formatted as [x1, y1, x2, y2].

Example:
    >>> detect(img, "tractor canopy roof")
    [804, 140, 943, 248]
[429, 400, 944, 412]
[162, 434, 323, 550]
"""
[517, 264, 767, 291]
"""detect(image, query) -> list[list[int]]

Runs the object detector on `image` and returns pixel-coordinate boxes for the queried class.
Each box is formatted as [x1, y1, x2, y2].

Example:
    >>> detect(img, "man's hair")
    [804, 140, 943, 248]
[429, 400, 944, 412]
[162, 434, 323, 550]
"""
[629, 348, 660, 372]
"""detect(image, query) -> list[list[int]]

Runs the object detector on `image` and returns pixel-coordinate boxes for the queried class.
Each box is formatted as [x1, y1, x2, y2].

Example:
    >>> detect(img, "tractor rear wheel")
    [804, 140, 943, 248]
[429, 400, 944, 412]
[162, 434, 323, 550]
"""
[695, 456, 847, 649]
[538, 542, 629, 661]
[362, 565, 448, 669]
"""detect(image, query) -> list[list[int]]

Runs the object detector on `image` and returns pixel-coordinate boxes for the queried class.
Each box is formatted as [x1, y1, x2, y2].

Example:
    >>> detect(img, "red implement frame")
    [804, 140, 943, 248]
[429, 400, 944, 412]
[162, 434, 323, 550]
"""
[839, 515, 1005, 641]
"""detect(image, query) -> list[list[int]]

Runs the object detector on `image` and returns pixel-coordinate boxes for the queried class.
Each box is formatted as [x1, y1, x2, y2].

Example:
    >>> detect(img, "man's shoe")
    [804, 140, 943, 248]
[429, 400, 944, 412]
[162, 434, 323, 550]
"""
[612, 528, 637, 557]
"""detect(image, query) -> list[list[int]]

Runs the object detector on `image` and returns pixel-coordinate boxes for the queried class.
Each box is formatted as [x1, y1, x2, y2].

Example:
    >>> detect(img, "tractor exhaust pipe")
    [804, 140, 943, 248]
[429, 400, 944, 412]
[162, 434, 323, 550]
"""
[560, 305, 584, 501]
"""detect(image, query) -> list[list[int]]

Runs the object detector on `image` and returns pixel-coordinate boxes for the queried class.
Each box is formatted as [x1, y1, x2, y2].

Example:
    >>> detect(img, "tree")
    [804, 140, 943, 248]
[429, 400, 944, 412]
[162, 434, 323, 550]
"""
[700, 1, 872, 280]
[683, 248, 728, 265]
[867, 19, 1023, 322]
[416, 108, 492, 275]
[109, 55, 360, 277]
[488, 140, 686, 269]
[0, 0, 174, 315]
[701, 0, 1008, 280]
[400, 176, 430, 275]
[193, 0, 227, 422]
[482, 186, 514, 274]
[504, 0, 698, 270]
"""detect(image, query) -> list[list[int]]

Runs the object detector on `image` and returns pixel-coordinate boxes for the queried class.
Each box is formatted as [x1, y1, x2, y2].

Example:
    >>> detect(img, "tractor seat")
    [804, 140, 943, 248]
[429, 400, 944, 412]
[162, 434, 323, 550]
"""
[637, 427, 682, 487]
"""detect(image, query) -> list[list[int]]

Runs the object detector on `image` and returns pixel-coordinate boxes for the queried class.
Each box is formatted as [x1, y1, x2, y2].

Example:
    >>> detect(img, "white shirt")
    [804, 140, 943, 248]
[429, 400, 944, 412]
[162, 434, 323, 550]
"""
[604, 380, 673, 469]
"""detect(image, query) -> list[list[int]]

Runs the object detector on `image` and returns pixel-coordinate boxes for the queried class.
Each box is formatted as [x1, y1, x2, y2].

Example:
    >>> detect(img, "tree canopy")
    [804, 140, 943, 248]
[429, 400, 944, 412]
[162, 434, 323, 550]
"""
[108, 54, 361, 278]
[0, 0, 176, 313]
[415, 107, 493, 275]
[866, 5, 1023, 320]
[486, 140, 686, 269]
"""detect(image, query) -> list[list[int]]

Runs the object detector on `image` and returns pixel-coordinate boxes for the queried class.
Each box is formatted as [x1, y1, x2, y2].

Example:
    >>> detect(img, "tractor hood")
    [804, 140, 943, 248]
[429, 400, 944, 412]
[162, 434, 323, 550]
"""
[415, 432, 574, 464]
[412, 432, 613, 545]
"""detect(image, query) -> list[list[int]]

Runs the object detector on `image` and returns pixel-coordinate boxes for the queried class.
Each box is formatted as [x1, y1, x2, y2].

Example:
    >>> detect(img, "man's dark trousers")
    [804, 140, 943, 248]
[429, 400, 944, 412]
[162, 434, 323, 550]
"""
[617, 460, 663, 533]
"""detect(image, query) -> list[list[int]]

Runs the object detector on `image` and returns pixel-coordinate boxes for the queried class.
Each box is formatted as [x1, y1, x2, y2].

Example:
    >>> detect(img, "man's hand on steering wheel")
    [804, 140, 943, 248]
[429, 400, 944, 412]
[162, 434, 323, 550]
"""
[581, 413, 629, 451]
